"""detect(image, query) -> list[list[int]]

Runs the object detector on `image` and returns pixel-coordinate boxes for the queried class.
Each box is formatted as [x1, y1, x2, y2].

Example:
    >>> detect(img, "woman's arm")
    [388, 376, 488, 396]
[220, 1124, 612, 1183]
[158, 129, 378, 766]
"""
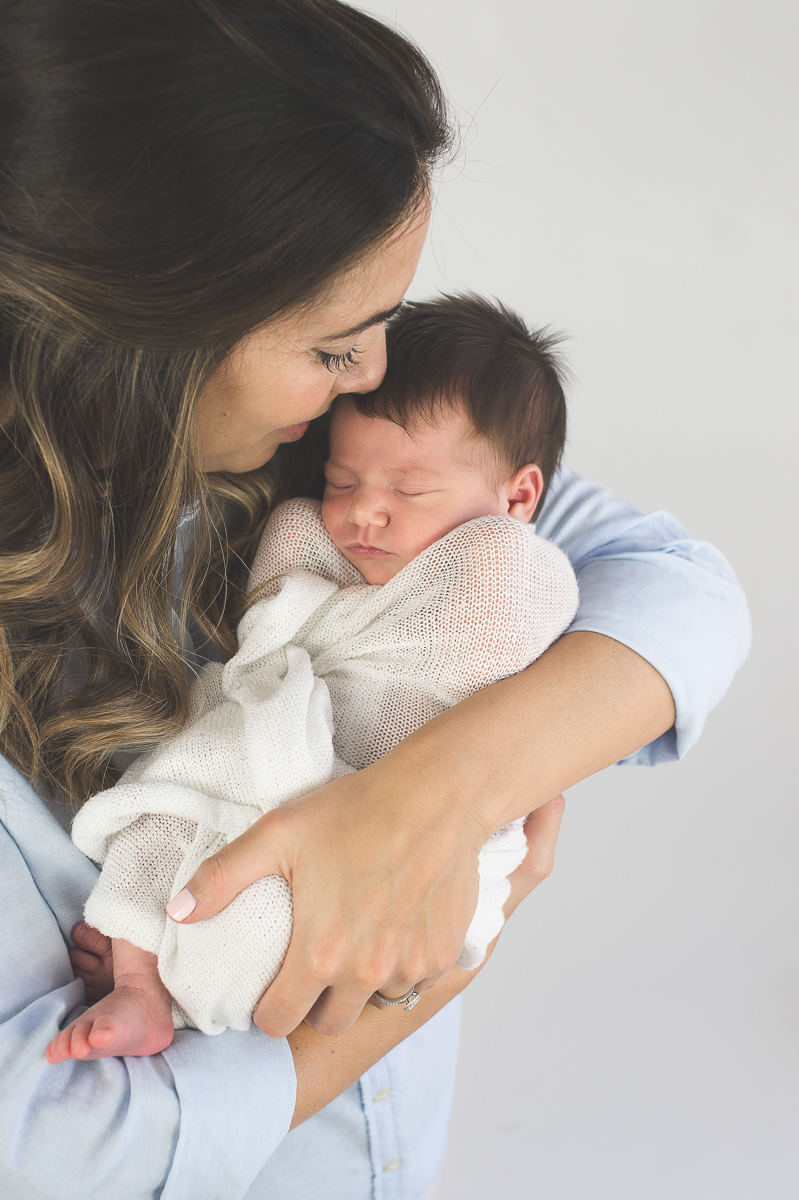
[0, 809, 292, 1200]
[0, 754, 561, 1198]
[288, 798, 564, 1128]
[174, 468, 750, 1039]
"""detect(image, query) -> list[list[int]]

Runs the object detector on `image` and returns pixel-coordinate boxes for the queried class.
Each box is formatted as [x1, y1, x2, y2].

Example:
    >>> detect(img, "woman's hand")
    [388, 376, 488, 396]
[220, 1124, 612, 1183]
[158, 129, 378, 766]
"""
[287, 796, 565, 1128]
[168, 633, 673, 1039]
[168, 739, 489, 1038]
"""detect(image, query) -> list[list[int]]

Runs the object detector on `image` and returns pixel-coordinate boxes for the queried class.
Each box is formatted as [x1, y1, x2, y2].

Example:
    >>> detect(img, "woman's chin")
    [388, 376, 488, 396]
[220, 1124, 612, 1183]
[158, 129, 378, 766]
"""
[201, 435, 286, 474]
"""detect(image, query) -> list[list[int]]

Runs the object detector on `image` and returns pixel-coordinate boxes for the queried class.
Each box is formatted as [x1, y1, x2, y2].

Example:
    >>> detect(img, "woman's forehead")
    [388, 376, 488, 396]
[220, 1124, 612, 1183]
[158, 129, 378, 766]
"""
[295, 205, 431, 346]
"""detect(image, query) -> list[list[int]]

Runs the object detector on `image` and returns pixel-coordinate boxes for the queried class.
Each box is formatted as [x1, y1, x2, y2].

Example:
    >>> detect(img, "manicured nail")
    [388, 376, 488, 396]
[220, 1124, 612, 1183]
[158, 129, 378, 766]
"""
[166, 888, 197, 922]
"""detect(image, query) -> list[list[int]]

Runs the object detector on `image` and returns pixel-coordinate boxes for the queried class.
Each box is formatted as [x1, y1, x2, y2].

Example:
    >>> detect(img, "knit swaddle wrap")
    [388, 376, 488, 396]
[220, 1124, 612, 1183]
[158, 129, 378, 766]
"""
[72, 498, 579, 1034]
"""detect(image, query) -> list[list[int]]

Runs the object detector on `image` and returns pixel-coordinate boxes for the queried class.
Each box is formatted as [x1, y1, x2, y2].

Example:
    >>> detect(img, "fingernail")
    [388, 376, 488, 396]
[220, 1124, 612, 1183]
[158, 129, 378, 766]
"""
[166, 888, 197, 922]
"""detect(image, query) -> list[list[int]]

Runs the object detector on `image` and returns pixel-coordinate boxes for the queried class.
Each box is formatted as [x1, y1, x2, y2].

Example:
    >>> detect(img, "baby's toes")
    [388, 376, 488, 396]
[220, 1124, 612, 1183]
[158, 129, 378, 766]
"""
[64, 1019, 95, 1060]
[45, 1030, 68, 1065]
[72, 923, 112, 958]
[70, 929, 115, 999]
[45, 1021, 89, 1064]
[70, 947, 101, 977]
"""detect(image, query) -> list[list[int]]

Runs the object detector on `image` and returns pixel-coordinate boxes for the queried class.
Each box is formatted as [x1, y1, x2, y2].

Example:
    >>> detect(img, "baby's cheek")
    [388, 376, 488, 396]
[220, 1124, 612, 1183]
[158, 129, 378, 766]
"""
[320, 498, 343, 545]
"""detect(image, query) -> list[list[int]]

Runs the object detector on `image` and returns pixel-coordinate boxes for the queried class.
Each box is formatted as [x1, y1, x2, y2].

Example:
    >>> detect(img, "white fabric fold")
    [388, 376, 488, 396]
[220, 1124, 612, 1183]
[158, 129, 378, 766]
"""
[72, 498, 579, 1033]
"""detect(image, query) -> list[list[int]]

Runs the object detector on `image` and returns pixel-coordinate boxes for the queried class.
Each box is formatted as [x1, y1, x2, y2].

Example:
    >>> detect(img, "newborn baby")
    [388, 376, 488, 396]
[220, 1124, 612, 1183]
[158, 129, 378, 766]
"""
[47, 294, 578, 1063]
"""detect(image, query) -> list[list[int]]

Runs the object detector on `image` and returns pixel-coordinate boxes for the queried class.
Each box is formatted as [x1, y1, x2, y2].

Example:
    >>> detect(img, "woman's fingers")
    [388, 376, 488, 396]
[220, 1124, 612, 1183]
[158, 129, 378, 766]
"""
[503, 795, 565, 918]
[253, 890, 467, 1038]
[172, 763, 563, 1040]
[165, 811, 289, 925]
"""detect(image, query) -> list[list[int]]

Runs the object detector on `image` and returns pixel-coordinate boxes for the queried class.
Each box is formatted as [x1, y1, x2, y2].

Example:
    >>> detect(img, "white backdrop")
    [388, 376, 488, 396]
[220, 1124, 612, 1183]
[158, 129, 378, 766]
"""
[355, 2, 798, 1197]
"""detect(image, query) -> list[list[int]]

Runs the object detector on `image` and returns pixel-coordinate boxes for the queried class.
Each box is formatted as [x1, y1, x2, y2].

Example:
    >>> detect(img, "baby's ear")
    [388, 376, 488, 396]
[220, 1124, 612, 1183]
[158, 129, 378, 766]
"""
[506, 464, 544, 523]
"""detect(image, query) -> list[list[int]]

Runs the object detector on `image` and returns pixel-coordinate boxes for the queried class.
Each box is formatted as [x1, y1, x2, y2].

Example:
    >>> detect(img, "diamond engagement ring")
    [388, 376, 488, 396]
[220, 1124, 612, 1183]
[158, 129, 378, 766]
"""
[372, 986, 422, 1011]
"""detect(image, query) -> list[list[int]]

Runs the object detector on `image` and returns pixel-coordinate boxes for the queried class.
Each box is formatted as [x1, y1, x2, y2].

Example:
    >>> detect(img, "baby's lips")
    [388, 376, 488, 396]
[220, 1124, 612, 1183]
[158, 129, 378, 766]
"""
[166, 888, 197, 922]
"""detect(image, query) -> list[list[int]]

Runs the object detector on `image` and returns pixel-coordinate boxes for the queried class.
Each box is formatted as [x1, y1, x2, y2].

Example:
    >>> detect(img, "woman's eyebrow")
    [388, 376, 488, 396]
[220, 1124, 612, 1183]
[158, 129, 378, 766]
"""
[324, 301, 403, 342]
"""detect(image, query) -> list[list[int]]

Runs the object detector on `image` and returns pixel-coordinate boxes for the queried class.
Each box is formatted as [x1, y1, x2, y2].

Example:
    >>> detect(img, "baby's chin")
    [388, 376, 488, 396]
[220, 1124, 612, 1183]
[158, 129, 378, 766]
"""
[341, 550, 404, 586]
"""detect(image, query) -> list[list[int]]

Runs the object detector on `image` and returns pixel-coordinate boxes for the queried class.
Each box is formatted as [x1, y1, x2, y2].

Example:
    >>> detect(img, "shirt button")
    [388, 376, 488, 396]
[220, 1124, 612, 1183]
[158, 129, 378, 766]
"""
[383, 1159, 401, 1173]
[373, 1088, 391, 1103]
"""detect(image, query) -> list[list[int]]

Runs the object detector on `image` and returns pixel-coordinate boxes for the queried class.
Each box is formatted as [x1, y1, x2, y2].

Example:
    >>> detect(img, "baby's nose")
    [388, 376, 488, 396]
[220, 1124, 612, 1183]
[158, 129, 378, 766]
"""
[349, 492, 388, 528]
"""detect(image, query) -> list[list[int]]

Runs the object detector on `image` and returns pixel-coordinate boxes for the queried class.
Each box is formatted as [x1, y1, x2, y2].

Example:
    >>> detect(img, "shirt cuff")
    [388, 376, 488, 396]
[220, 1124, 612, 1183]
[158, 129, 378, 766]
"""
[161, 1025, 296, 1200]
[568, 546, 751, 765]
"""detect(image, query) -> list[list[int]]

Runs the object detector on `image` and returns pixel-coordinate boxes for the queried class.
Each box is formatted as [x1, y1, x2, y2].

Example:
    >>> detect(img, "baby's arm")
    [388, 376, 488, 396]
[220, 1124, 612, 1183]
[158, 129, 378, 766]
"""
[46, 937, 174, 1062]
[436, 516, 580, 693]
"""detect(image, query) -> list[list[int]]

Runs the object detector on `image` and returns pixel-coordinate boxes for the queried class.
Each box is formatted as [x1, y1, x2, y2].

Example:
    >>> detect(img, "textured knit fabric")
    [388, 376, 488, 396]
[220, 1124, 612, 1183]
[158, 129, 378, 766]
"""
[0, 465, 751, 1200]
[71, 499, 579, 1033]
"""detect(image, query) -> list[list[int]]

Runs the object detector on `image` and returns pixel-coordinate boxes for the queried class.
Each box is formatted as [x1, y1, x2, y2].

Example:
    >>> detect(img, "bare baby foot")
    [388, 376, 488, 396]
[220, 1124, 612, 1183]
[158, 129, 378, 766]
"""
[69, 923, 115, 1004]
[47, 939, 175, 1063]
[46, 978, 175, 1063]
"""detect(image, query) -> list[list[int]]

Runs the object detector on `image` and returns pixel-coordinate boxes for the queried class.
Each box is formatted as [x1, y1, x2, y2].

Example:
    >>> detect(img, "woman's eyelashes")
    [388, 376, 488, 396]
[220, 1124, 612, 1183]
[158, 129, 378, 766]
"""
[317, 345, 364, 373]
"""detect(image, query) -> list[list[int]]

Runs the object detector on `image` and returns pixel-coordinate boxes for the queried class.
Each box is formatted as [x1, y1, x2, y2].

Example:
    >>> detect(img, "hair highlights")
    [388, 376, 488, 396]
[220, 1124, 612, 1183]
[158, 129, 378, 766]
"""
[0, 0, 451, 804]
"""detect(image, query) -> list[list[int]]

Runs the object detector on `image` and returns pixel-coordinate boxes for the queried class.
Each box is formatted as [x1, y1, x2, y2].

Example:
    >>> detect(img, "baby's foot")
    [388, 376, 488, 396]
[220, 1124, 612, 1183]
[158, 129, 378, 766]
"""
[46, 977, 174, 1063]
[69, 923, 115, 1003]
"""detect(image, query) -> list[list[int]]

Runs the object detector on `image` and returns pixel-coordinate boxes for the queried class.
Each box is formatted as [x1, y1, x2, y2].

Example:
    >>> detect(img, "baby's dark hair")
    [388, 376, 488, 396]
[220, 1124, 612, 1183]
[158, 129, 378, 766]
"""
[352, 293, 568, 515]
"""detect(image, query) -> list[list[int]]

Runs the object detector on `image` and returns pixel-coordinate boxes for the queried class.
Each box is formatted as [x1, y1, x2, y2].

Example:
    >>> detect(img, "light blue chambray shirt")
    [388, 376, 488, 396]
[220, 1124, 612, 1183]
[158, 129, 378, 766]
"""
[0, 466, 751, 1200]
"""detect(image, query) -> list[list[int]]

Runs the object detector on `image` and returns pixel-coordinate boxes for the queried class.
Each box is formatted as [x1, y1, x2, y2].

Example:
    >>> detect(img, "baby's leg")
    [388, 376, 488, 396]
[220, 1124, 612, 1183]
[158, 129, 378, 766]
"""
[46, 938, 174, 1063]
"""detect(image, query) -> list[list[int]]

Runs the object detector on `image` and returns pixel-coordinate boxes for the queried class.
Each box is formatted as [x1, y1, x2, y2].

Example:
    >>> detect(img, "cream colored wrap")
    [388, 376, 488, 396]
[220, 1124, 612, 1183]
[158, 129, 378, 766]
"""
[72, 498, 579, 1034]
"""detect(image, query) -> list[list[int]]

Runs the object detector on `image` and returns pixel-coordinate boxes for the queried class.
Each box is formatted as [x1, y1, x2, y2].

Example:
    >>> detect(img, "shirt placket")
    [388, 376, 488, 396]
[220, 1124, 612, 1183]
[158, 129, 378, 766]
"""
[359, 1056, 407, 1200]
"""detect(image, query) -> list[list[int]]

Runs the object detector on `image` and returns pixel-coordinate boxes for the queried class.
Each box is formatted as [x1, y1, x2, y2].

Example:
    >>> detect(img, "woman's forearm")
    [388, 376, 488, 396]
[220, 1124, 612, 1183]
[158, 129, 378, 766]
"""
[177, 634, 672, 1038]
[286, 635, 672, 1114]
[397, 630, 676, 837]
[287, 796, 564, 1127]
[288, 965, 469, 1127]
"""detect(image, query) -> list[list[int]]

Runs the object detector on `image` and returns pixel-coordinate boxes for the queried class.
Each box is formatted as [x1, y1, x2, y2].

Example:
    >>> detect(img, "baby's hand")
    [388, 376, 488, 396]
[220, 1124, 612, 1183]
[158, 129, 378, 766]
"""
[69, 924, 115, 1004]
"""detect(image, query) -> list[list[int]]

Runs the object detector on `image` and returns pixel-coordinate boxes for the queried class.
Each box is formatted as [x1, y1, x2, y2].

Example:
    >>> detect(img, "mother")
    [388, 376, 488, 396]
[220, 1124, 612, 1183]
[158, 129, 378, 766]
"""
[0, 1, 749, 1197]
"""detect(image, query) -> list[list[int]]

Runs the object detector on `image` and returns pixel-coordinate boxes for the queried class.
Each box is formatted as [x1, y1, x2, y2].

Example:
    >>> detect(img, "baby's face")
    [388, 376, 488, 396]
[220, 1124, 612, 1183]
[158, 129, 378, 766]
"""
[322, 396, 527, 584]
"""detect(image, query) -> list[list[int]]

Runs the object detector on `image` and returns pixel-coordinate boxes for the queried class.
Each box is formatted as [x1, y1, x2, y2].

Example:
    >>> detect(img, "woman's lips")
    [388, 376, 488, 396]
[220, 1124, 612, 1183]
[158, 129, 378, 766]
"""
[276, 421, 310, 442]
[345, 543, 392, 558]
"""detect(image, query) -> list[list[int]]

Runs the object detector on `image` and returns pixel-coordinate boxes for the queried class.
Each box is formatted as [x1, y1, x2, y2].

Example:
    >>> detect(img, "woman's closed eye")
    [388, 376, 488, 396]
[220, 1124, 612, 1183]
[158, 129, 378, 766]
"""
[317, 345, 364, 373]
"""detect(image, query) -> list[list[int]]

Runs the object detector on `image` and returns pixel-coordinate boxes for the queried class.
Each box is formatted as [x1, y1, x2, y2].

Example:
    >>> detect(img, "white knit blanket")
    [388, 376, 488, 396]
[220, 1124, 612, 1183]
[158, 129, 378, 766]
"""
[72, 498, 579, 1034]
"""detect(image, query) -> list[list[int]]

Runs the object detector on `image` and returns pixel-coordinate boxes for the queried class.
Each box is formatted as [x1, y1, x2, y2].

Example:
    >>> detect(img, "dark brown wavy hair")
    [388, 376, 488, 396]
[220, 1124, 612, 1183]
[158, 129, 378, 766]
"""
[0, 0, 452, 806]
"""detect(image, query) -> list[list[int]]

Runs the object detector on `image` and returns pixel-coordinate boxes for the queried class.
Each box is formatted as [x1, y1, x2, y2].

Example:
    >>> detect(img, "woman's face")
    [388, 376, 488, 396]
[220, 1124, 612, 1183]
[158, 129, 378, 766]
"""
[195, 206, 430, 473]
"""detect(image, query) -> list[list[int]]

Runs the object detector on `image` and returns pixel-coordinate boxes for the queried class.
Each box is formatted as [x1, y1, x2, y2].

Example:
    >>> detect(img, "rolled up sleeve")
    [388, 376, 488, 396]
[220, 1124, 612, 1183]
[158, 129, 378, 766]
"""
[536, 467, 751, 764]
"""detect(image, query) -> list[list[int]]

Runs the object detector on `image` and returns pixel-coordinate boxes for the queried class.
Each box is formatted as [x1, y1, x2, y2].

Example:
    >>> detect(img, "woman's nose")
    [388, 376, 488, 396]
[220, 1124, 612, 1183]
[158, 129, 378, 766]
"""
[348, 489, 388, 529]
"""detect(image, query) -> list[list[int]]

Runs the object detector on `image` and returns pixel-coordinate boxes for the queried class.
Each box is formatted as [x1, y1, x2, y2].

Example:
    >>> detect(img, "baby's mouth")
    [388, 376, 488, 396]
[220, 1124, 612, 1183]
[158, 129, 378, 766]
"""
[345, 543, 392, 558]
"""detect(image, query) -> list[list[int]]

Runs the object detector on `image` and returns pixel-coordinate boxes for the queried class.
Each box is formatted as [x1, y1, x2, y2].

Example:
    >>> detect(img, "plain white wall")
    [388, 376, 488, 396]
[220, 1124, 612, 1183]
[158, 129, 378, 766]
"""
[354, 2, 798, 1197]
